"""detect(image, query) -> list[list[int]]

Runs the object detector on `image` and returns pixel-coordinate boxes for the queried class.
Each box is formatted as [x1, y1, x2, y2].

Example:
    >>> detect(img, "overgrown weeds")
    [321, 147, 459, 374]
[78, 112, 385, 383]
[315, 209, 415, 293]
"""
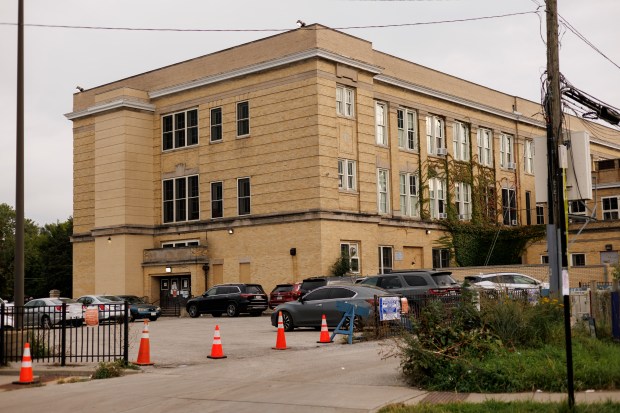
[92, 359, 137, 379]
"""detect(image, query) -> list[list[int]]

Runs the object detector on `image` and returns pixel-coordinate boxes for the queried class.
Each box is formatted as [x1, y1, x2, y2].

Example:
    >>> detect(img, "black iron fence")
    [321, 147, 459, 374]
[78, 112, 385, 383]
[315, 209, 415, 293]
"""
[1, 302, 129, 366]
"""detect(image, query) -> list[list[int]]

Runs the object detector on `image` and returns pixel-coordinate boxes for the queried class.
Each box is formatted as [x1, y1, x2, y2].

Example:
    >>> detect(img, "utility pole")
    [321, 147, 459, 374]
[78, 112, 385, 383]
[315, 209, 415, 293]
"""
[545, 0, 574, 408]
[15, 0, 25, 309]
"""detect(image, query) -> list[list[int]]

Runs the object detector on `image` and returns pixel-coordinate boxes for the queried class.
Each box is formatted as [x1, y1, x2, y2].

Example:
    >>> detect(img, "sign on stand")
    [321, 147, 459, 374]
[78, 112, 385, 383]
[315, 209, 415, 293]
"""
[379, 297, 401, 321]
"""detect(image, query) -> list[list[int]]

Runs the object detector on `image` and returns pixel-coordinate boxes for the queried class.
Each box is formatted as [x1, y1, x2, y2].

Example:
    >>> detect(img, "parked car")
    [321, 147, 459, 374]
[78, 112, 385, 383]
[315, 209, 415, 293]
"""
[270, 284, 397, 331]
[298, 276, 357, 297]
[269, 283, 302, 309]
[24, 297, 84, 328]
[359, 270, 461, 299]
[116, 295, 161, 322]
[186, 284, 268, 318]
[464, 273, 549, 291]
[1, 301, 14, 329]
[76, 295, 126, 322]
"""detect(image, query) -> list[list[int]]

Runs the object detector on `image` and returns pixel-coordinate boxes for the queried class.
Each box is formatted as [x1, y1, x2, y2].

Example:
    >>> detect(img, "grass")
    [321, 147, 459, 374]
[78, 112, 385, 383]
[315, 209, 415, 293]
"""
[378, 400, 620, 413]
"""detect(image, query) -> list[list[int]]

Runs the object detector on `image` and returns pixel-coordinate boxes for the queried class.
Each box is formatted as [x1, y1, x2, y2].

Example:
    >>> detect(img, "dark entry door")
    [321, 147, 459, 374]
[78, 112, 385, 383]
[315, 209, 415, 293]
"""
[159, 276, 191, 317]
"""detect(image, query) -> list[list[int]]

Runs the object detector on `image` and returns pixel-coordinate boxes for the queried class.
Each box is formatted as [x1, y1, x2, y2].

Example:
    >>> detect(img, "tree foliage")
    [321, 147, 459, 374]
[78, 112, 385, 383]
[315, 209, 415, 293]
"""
[0, 203, 72, 300]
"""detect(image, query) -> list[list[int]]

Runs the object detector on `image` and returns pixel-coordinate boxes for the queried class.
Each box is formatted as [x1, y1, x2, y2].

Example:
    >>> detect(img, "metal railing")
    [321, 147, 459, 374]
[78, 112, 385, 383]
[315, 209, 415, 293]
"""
[1, 302, 129, 366]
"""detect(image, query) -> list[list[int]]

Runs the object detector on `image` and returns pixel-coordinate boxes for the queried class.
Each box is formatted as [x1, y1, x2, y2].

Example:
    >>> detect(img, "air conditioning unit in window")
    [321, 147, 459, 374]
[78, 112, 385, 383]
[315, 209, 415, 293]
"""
[436, 148, 448, 156]
[506, 162, 516, 170]
[458, 214, 468, 220]
[511, 219, 518, 226]
[438, 213, 448, 219]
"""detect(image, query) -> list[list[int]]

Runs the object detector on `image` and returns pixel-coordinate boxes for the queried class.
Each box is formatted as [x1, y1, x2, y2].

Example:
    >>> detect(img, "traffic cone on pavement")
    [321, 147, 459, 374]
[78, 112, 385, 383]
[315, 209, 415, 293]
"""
[273, 311, 288, 350]
[12, 343, 39, 384]
[317, 314, 332, 343]
[207, 325, 227, 359]
[135, 320, 154, 366]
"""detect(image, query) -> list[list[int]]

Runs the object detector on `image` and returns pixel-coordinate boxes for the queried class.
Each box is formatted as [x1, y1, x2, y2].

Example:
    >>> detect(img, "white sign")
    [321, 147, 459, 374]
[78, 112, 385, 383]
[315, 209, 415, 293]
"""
[395, 251, 403, 261]
[379, 297, 401, 321]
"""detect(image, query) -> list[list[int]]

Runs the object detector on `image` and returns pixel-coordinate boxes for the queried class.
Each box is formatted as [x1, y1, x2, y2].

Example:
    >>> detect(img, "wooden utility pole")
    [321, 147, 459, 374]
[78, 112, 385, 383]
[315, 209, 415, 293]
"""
[15, 0, 25, 309]
[545, 0, 574, 407]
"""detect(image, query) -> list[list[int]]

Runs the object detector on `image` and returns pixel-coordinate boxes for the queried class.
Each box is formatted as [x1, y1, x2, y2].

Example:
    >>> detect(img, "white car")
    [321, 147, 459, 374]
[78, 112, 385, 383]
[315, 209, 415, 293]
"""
[76, 295, 126, 322]
[1, 300, 14, 329]
[24, 297, 84, 328]
[464, 272, 549, 291]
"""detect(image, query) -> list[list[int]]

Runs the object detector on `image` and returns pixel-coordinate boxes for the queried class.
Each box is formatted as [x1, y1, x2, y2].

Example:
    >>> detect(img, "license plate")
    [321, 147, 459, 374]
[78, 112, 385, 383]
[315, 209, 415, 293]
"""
[151, 312, 156, 316]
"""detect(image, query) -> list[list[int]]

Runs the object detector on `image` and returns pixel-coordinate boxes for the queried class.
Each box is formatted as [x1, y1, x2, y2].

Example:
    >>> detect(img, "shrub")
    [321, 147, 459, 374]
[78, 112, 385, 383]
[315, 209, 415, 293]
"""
[92, 359, 133, 379]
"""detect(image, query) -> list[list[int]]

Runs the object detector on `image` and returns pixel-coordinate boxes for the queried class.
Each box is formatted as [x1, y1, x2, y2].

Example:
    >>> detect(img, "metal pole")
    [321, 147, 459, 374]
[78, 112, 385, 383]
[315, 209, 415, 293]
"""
[14, 0, 25, 310]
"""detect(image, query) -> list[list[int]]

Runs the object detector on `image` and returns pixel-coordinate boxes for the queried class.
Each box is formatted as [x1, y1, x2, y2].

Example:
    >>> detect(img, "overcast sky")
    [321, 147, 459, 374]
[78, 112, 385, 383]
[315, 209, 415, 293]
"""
[0, 0, 618, 226]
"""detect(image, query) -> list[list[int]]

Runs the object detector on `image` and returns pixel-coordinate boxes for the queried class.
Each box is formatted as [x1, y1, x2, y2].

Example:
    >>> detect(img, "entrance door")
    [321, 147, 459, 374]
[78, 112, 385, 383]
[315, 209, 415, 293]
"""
[159, 276, 191, 317]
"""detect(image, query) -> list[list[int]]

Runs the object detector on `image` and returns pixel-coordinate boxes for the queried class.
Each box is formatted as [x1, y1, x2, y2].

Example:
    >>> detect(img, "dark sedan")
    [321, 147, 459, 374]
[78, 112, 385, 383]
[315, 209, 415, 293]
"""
[186, 284, 268, 318]
[270, 284, 396, 331]
[116, 295, 161, 322]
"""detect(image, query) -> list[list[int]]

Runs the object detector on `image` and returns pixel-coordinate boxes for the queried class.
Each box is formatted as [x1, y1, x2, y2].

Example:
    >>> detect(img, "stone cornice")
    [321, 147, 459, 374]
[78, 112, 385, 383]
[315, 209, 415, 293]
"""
[65, 99, 155, 120]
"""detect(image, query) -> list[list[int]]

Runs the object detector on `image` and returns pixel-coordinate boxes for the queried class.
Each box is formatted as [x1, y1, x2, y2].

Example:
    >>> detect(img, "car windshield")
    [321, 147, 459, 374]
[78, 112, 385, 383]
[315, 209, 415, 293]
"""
[431, 273, 458, 286]
[58, 298, 78, 304]
[245, 285, 264, 294]
[121, 296, 143, 304]
[301, 280, 325, 290]
[98, 296, 123, 303]
[272, 285, 293, 293]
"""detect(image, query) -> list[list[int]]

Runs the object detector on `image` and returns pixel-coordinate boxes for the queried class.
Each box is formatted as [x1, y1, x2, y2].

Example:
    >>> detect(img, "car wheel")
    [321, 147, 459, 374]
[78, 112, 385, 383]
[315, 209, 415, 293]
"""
[226, 303, 239, 317]
[249, 311, 262, 317]
[40, 315, 53, 329]
[212, 312, 222, 317]
[148, 316, 158, 322]
[342, 315, 362, 332]
[281, 311, 294, 332]
[188, 304, 200, 318]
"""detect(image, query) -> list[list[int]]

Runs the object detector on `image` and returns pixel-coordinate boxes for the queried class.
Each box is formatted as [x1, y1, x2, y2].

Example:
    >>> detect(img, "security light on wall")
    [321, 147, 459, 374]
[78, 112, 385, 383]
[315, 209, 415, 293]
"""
[107, 237, 112, 244]
[165, 267, 172, 273]
[228, 228, 234, 234]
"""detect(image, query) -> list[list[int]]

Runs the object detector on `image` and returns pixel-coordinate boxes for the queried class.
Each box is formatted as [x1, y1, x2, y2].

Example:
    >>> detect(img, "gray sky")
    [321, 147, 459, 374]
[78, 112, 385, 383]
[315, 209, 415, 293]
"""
[1, 0, 618, 226]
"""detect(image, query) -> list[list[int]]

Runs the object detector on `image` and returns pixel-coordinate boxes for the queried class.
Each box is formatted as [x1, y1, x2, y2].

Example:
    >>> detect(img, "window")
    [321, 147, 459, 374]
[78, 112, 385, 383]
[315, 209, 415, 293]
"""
[338, 159, 356, 191]
[477, 128, 493, 167]
[453, 121, 470, 161]
[237, 177, 251, 215]
[236, 101, 250, 137]
[162, 108, 198, 151]
[162, 240, 200, 248]
[378, 246, 393, 274]
[429, 177, 446, 219]
[211, 181, 223, 219]
[541, 255, 549, 264]
[502, 188, 517, 225]
[426, 115, 445, 155]
[403, 275, 428, 286]
[163, 175, 199, 223]
[500, 133, 514, 168]
[571, 253, 586, 267]
[210, 107, 222, 142]
[536, 205, 545, 224]
[569, 200, 587, 216]
[375, 102, 387, 146]
[454, 182, 472, 220]
[524, 140, 534, 173]
[525, 191, 532, 225]
[397, 108, 417, 151]
[399, 172, 419, 217]
[341, 242, 360, 273]
[602, 197, 619, 220]
[377, 169, 390, 214]
[336, 85, 354, 117]
[432, 248, 450, 268]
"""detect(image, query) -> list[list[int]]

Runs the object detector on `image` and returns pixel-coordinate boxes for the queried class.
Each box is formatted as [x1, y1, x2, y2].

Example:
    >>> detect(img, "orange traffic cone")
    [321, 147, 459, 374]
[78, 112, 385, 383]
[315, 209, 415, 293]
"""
[273, 311, 288, 350]
[135, 320, 154, 366]
[317, 314, 332, 343]
[12, 343, 39, 385]
[207, 325, 227, 359]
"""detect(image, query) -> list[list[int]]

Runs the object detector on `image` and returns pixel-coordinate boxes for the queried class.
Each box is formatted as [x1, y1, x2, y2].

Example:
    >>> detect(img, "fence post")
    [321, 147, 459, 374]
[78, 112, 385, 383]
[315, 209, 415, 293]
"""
[61, 302, 67, 366]
[0, 303, 4, 365]
[123, 301, 129, 365]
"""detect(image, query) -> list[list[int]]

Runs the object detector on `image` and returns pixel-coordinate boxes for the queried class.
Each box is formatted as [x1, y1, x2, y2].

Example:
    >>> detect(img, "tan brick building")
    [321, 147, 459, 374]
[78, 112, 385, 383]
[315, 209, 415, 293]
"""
[66, 24, 620, 305]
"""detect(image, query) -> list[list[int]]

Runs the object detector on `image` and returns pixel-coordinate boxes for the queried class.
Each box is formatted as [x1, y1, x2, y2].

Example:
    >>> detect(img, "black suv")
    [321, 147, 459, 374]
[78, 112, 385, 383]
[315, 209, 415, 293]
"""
[359, 270, 460, 300]
[186, 284, 268, 318]
[298, 276, 357, 297]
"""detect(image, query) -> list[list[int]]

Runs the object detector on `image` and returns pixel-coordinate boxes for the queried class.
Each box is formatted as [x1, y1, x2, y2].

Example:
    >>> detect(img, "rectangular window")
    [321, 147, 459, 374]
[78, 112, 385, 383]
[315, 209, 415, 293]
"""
[211, 181, 223, 219]
[377, 169, 389, 214]
[340, 242, 360, 273]
[399, 172, 419, 217]
[397, 108, 417, 151]
[455, 182, 472, 220]
[569, 200, 587, 216]
[525, 191, 532, 225]
[571, 253, 586, 267]
[541, 255, 549, 264]
[210, 107, 222, 142]
[502, 188, 517, 225]
[378, 246, 393, 274]
[338, 159, 356, 191]
[500, 133, 514, 168]
[452, 121, 470, 161]
[236, 101, 250, 137]
[426, 115, 444, 155]
[536, 204, 545, 225]
[162, 240, 200, 248]
[237, 177, 251, 215]
[336, 85, 355, 117]
[432, 248, 450, 268]
[162, 108, 198, 151]
[429, 177, 447, 219]
[602, 196, 619, 220]
[524, 140, 534, 173]
[162, 175, 199, 223]
[477, 128, 493, 167]
[375, 102, 387, 146]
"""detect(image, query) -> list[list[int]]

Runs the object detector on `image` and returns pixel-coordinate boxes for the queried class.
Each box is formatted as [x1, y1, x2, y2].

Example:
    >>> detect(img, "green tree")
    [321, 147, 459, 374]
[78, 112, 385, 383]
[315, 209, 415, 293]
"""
[34, 218, 73, 297]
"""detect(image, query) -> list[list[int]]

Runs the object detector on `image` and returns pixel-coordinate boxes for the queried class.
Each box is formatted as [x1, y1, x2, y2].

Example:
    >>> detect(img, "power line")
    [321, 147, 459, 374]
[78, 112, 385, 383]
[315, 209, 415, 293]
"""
[0, 10, 538, 33]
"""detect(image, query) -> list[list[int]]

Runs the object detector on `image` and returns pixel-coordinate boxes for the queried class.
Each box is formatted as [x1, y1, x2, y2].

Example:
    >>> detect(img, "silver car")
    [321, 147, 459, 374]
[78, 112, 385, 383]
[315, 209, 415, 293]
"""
[76, 295, 126, 322]
[24, 297, 84, 328]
